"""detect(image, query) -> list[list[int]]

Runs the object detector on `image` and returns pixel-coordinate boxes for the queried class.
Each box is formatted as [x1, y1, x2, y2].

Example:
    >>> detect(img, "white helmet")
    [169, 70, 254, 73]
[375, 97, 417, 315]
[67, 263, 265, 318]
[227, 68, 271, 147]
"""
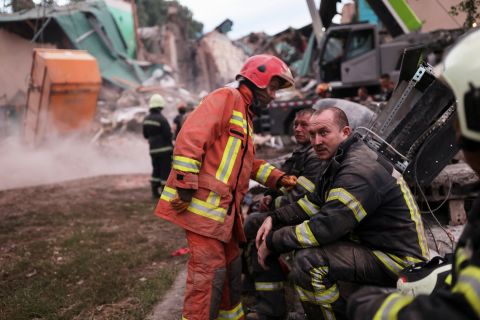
[441, 28, 480, 144]
[149, 94, 166, 109]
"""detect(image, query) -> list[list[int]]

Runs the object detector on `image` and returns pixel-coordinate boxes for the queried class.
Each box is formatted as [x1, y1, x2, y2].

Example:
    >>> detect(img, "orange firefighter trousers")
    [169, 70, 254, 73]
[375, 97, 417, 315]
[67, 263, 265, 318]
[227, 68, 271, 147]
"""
[183, 230, 244, 320]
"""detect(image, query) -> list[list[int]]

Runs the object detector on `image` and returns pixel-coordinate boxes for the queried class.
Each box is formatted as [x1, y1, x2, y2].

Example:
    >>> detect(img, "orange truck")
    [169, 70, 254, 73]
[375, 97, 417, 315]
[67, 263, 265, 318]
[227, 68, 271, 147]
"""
[23, 48, 102, 146]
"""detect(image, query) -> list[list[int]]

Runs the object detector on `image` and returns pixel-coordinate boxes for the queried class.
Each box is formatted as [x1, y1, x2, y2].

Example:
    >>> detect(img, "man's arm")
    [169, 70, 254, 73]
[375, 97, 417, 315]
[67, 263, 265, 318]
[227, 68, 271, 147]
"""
[170, 89, 233, 192]
[266, 173, 380, 254]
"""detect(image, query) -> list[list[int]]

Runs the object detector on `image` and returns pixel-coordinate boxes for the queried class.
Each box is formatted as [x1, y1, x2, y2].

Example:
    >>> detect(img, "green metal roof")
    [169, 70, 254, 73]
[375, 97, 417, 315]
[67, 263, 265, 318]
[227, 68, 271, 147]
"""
[0, 0, 145, 89]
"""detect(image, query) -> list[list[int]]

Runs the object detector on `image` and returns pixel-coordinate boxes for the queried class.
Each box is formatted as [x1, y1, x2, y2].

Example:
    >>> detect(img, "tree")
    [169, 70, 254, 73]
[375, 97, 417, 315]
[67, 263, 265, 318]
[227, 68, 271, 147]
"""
[450, 0, 480, 29]
[136, 0, 203, 39]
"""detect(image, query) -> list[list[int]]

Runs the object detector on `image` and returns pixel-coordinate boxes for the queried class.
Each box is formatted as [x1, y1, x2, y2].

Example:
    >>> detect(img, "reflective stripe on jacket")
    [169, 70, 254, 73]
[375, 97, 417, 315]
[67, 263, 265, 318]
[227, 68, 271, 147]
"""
[268, 135, 429, 272]
[155, 84, 284, 243]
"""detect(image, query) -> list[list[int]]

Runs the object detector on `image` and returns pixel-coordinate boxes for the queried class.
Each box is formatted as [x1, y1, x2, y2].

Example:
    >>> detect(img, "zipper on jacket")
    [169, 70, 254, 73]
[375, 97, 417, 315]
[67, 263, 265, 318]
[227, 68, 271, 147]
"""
[227, 112, 250, 215]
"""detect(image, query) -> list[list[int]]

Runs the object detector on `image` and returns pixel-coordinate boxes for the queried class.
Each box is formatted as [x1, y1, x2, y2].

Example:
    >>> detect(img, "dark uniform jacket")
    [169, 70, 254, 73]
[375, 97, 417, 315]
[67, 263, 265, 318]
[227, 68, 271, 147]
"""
[142, 110, 173, 154]
[267, 144, 325, 209]
[266, 134, 430, 275]
[348, 195, 480, 320]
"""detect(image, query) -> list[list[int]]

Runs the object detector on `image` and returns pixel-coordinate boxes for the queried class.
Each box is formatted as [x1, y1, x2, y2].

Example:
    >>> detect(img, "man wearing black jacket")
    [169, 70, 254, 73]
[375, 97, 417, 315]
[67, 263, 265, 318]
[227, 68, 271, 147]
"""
[256, 107, 429, 320]
[347, 28, 480, 320]
[143, 94, 173, 198]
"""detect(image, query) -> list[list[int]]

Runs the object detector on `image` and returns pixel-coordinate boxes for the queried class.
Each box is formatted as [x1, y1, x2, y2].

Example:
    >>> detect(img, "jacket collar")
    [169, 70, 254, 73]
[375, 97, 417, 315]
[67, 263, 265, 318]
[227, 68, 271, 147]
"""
[328, 134, 359, 171]
[238, 83, 254, 117]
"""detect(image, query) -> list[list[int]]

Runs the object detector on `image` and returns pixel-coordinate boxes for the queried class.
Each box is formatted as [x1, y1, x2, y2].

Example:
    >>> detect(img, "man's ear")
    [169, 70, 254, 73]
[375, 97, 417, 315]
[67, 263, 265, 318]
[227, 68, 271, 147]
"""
[342, 126, 351, 137]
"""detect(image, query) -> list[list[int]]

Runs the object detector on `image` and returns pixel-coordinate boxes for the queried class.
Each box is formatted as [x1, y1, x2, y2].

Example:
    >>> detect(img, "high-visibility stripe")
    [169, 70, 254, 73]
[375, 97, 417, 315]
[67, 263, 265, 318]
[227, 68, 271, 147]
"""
[456, 247, 469, 273]
[256, 163, 275, 185]
[206, 191, 221, 206]
[255, 281, 285, 291]
[326, 188, 367, 222]
[216, 136, 242, 183]
[160, 186, 177, 201]
[150, 146, 173, 154]
[373, 292, 414, 320]
[311, 266, 329, 290]
[279, 186, 288, 195]
[295, 221, 319, 247]
[172, 155, 201, 173]
[397, 177, 429, 259]
[295, 283, 340, 305]
[229, 111, 248, 135]
[297, 196, 320, 217]
[143, 120, 161, 126]
[150, 177, 166, 184]
[297, 176, 315, 193]
[188, 198, 227, 223]
[321, 307, 336, 320]
[372, 251, 404, 275]
[217, 302, 244, 320]
[274, 196, 283, 209]
[160, 187, 226, 223]
[445, 274, 452, 286]
[452, 265, 480, 317]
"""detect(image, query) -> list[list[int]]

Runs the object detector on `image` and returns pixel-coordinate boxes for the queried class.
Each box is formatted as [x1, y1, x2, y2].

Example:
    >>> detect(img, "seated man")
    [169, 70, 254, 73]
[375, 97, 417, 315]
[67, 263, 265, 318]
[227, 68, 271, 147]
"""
[347, 28, 480, 320]
[256, 107, 429, 320]
[243, 108, 325, 319]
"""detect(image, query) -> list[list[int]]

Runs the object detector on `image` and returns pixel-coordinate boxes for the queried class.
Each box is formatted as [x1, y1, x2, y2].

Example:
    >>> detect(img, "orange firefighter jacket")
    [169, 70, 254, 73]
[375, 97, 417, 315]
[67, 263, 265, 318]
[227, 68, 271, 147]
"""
[155, 83, 284, 243]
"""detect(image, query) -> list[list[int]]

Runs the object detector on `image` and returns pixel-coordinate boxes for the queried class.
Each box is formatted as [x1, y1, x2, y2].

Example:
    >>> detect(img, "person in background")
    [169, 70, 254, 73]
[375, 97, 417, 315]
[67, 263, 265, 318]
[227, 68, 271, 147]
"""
[155, 55, 298, 320]
[142, 93, 173, 199]
[378, 73, 395, 101]
[347, 28, 480, 320]
[173, 101, 187, 139]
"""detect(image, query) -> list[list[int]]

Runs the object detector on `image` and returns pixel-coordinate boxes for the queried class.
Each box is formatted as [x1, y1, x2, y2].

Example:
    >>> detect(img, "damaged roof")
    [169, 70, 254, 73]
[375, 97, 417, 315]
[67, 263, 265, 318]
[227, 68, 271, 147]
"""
[0, 0, 146, 89]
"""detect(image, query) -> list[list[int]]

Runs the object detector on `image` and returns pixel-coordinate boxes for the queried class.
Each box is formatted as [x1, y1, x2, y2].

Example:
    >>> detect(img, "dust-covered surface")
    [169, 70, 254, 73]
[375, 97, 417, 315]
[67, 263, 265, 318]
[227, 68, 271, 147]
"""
[0, 174, 187, 320]
[0, 135, 151, 190]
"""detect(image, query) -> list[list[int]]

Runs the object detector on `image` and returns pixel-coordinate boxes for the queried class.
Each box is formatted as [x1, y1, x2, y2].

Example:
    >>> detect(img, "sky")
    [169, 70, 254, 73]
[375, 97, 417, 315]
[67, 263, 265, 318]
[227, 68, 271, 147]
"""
[177, 0, 314, 39]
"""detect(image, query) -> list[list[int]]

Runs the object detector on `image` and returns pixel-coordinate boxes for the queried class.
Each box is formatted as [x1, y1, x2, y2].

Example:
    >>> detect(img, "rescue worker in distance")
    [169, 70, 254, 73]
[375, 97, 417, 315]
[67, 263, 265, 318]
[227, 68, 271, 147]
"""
[347, 28, 480, 320]
[243, 108, 326, 319]
[256, 107, 429, 320]
[142, 93, 173, 198]
[155, 54, 297, 320]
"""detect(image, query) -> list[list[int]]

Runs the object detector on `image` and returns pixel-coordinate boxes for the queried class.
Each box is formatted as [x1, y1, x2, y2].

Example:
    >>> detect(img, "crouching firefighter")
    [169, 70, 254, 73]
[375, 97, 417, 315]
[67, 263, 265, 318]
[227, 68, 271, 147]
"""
[143, 93, 174, 198]
[347, 27, 480, 320]
[155, 54, 297, 320]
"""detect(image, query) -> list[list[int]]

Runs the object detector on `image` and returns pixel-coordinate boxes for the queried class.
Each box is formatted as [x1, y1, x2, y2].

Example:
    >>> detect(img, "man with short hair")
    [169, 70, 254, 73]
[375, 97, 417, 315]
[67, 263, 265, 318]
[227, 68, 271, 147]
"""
[256, 107, 429, 320]
[243, 108, 325, 320]
[347, 28, 480, 320]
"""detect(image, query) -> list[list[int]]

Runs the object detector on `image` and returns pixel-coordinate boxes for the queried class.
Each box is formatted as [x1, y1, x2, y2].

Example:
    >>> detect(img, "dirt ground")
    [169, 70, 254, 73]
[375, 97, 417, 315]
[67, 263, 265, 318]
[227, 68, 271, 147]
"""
[0, 174, 187, 320]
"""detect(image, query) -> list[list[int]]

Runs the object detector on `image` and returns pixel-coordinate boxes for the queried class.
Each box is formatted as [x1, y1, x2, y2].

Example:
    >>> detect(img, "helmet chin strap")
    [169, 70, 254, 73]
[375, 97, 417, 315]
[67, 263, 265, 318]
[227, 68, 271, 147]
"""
[242, 79, 266, 115]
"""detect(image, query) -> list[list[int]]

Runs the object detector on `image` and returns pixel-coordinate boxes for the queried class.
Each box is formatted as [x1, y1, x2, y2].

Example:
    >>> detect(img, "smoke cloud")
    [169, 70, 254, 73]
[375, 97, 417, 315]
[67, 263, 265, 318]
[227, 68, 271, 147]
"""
[0, 134, 151, 190]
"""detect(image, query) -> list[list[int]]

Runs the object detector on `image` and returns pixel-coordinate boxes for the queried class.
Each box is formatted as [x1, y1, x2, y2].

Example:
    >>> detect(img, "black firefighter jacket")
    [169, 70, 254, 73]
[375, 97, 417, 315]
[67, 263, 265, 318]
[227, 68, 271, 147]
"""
[142, 110, 173, 155]
[348, 194, 480, 320]
[266, 134, 430, 275]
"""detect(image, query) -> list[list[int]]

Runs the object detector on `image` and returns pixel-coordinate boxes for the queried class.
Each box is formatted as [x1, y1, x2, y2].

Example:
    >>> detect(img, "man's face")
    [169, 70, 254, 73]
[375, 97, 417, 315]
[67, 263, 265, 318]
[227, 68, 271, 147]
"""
[293, 113, 311, 145]
[255, 77, 282, 107]
[309, 110, 351, 160]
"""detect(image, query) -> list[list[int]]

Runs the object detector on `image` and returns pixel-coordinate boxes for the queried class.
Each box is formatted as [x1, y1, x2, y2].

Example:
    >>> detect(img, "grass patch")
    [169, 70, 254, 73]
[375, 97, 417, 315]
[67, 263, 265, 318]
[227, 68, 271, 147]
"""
[0, 181, 186, 320]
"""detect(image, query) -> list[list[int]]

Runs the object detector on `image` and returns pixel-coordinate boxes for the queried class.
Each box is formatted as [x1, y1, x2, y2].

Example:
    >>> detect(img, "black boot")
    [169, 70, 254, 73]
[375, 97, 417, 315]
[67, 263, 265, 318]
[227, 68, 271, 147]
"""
[150, 181, 161, 199]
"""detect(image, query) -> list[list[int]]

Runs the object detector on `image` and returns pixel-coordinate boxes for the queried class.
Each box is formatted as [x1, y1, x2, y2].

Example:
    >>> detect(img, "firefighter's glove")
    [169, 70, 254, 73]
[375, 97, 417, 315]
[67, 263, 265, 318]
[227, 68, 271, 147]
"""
[279, 175, 297, 191]
[170, 188, 194, 212]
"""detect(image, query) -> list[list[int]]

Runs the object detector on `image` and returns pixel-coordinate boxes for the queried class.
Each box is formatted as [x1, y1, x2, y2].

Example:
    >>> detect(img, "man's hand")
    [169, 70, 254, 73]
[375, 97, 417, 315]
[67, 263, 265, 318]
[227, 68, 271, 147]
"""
[257, 241, 271, 270]
[280, 175, 297, 191]
[256, 216, 273, 249]
[170, 195, 190, 212]
[259, 195, 273, 212]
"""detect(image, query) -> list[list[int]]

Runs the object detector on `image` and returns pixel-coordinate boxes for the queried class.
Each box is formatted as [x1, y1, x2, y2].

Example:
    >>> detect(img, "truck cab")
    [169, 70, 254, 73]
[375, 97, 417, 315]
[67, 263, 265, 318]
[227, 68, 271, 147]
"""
[319, 23, 407, 95]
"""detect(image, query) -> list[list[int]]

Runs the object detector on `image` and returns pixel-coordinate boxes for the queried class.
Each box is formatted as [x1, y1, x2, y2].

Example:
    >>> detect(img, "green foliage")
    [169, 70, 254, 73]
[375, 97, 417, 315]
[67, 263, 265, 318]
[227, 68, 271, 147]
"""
[136, 0, 203, 39]
[449, 0, 480, 28]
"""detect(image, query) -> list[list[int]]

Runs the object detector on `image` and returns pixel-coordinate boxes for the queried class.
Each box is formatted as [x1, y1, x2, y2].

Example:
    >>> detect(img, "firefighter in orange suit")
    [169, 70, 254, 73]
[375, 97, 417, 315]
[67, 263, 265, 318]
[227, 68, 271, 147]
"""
[155, 55, 297, 320]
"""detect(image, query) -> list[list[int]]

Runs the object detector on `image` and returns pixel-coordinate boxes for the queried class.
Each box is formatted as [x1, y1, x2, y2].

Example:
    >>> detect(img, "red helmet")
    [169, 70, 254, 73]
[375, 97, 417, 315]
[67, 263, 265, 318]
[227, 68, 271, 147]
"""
[236, 54, 294, 89]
